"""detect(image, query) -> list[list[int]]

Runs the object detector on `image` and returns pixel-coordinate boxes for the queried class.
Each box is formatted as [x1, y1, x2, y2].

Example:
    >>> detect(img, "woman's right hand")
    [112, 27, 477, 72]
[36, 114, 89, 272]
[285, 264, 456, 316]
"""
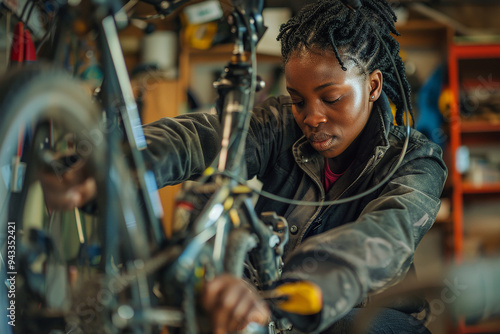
[38, 153, 97, 211]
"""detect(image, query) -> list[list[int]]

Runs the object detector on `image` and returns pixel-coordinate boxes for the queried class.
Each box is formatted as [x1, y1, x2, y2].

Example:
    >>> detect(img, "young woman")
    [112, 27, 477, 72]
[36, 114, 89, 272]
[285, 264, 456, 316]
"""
[41, 0, 447, 332]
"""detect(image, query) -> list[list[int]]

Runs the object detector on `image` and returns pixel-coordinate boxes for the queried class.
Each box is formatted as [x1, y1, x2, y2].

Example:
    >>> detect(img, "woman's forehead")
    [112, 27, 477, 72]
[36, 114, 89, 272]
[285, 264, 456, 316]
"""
[286, 49, 360, 77]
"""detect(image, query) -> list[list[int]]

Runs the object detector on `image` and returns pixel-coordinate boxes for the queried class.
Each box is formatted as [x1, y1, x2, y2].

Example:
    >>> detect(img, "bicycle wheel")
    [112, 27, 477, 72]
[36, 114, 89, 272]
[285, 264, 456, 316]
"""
[0, 65, 161, 334]
[0, 65, 109, 333]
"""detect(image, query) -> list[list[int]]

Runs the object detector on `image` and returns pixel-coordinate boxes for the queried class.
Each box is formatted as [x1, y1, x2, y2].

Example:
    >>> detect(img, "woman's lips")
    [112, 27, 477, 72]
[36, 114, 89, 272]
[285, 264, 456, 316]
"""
[309, 135, 334, 151]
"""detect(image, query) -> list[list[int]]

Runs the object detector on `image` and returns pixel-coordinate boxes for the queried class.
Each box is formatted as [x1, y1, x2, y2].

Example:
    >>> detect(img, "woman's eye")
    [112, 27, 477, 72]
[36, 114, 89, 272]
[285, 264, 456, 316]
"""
[323, 97, 341, 105]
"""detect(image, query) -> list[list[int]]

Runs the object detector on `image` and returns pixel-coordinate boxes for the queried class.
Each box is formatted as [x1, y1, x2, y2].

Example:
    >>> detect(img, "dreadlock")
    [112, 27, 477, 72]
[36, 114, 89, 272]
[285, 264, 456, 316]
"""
[277, 0, 413, 126]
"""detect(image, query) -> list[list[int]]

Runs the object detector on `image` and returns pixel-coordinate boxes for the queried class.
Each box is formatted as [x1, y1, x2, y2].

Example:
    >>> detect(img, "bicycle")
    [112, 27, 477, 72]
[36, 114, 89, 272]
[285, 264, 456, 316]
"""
[0, 0, 308, 333]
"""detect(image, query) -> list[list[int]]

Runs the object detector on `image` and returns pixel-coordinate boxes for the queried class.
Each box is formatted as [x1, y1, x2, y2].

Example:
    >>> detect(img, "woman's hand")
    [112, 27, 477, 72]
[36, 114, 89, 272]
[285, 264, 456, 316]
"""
[38, 153, 97, 211]
[202, 274, 270, 334]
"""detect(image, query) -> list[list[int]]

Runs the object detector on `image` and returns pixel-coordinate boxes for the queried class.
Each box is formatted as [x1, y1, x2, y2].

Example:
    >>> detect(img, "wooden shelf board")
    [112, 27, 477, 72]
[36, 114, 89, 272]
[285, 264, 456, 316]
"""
[185, 43, 234, 56]
[395, 20, 451, 48]
[396, 19, 448, 31]
[435, 217, 452, 224]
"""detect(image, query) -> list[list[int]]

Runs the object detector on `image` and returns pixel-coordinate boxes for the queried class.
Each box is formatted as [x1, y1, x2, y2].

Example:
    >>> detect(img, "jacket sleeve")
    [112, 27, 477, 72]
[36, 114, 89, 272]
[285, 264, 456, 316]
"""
[141, 96, 296, 187]
[280, 134, 448, 332]
[245, 95, 299, 179]
[141, 112, 222, 187]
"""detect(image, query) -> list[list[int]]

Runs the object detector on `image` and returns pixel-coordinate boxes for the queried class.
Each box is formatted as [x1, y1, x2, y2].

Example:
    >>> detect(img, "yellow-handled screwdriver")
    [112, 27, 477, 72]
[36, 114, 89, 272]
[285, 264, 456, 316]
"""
[261, 281, 323, 315]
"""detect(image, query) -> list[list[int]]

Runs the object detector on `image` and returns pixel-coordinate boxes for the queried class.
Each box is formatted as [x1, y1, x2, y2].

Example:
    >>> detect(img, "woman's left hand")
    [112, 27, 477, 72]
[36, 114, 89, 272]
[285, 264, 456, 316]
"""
[202, 274, 270, 334]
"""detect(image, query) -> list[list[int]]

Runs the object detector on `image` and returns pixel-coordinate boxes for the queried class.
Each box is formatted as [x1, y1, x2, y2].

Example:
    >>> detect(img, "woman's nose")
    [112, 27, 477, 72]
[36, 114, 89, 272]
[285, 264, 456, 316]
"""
[303, 106, 327, 128]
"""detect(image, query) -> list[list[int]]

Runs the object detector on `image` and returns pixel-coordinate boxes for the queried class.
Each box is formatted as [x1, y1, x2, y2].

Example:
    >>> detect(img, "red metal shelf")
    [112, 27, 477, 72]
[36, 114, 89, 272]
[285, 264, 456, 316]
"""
[462, 182, 500, 194]
[448, 42, 500, 334]
[450, 43, 500, 59]
[464, 323, 500, 333]
[460, 121, 500, 133]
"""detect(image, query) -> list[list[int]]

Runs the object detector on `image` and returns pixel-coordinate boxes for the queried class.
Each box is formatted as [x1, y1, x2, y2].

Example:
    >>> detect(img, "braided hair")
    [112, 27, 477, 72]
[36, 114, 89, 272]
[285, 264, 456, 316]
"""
[277, 0, 413, 126]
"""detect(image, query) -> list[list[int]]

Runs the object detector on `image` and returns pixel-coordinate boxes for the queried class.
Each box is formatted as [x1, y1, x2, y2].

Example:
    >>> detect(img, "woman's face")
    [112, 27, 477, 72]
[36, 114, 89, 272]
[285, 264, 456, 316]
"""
[285, 47, 381, 159]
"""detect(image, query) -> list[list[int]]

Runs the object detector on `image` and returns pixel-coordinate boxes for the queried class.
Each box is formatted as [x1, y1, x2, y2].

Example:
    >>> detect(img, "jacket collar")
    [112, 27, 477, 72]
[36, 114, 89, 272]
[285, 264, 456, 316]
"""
[354, 90, 392, 163]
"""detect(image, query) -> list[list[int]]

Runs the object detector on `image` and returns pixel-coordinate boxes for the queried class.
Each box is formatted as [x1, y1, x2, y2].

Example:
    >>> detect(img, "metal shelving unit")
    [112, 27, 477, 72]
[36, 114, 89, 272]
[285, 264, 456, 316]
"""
[448, 42, 500, 334]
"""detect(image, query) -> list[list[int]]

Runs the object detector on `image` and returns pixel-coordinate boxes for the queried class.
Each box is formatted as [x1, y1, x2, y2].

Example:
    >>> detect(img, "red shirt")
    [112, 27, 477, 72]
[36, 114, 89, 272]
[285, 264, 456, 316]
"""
[323, 158, 347, 192]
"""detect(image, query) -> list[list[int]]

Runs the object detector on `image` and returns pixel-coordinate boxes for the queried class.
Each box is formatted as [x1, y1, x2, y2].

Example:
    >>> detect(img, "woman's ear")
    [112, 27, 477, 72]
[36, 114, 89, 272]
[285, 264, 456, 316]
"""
[368, 69, 383, 101]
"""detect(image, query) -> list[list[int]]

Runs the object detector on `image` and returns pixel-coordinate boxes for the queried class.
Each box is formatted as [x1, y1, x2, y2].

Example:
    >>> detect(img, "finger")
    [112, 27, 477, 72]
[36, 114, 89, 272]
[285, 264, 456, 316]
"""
[45, 195, 77, 211]
[203, 274, 231, 311]
[39, 170, 66, 189]
[231, 292, 270, 331]
[39, 167, 84, 189]
[73, 177, 97, 207]
[40, 172, 96, 210]
[227, 289, 256, 331]
[44, 188, 81, 211]
[213, 284, 248, 334]
[39, 175, 80, 211]
[246, 301, 270, 326]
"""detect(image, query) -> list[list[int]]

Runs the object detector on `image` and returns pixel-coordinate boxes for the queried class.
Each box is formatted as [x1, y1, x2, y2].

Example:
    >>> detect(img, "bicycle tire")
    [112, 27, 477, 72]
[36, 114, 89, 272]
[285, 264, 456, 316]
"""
[0, 65, 109, 334]
[0, 65, 105, 225]
[0, 65, 107, 333]
[0, 65, 171, 334]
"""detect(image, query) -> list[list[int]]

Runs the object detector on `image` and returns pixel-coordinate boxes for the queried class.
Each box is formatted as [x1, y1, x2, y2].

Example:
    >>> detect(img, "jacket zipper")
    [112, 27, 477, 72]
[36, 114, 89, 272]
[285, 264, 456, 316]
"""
[301, 154, 378, 242]
[294, 141, 383, 243]
[294, 150, 325, 244]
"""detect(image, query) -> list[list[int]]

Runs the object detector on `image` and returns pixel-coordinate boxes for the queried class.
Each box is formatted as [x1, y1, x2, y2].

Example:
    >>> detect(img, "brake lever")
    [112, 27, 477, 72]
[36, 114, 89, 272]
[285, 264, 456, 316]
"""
[229, 0, 267, 50]
[232, 0, 266, 42]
